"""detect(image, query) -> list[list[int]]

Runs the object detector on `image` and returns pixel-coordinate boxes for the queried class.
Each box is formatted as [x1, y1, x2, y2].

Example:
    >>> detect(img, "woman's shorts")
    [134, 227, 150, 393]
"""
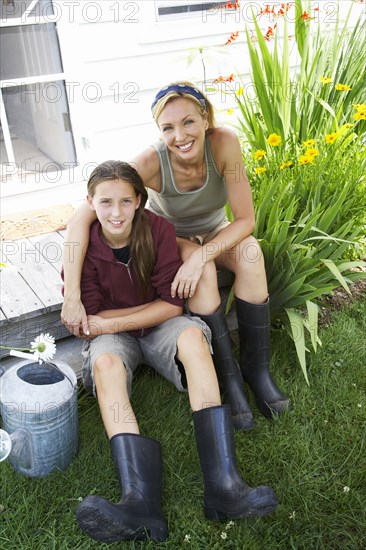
[81, 315, 211, 397]
[180, 220, 231, 246]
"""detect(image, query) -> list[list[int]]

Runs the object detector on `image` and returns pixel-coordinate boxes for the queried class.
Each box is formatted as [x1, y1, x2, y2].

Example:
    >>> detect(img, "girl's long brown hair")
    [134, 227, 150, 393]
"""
[87, 160, 155, 299]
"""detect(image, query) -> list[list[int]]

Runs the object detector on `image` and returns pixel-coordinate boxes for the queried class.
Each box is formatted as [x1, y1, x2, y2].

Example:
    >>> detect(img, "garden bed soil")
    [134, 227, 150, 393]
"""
[318, 277, 366, 328]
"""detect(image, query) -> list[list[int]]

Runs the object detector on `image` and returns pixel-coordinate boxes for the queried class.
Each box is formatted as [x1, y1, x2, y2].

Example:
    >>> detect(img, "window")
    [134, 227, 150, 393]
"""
[0, 0, 76, 182]
[155, 1, 226, 21]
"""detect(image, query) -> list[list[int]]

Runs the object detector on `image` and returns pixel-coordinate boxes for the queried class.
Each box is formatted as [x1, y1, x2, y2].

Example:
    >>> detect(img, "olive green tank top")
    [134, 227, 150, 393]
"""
[148, 137, 227, 237]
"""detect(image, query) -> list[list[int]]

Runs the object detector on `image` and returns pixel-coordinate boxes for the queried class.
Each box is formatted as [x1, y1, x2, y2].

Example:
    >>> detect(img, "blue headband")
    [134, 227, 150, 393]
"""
[151, 84, 206, 111]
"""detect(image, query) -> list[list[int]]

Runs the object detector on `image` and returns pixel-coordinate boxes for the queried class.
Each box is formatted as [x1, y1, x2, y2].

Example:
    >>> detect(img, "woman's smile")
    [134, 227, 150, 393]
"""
[176, 140, 194, 152]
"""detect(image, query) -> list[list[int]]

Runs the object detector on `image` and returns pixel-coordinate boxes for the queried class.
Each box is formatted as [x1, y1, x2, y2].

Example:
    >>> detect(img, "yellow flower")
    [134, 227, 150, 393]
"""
[353, 104, 366, 114]
[325, 132, 340, 144]
[303, 139, 315, 147]
[320, 76, 332, 84]
[353, 112, 366, 121]
[335, 83, 352, 91]
[298, 155, 314, 165]
[339, 123, 355, 133]
[305, 148, 319, 157]
[227, 108, 235, 115]
[267, 133, 282, 146]
[236, 87, 244, 97]
[253, 149, 266, 160]
[280, 161, 293, 169]
[255, 167, 268, 174]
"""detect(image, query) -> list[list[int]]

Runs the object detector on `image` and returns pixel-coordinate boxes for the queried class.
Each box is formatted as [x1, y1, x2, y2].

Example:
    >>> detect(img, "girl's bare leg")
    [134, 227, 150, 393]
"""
[176, 326, 221, 411]
[93, 353, 139, 437]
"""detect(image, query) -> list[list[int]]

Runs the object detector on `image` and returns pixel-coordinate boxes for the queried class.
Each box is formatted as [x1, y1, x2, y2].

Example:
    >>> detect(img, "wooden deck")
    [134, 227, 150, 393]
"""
[0, 229, 84, 376]
[0, 230, 236, 378]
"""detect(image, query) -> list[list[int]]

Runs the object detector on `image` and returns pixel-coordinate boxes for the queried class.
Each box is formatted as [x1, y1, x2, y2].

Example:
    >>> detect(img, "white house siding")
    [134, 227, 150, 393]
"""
[56, 0, 250, 168]
[1, 0, 364, 213]
[55, 0, 366, 166]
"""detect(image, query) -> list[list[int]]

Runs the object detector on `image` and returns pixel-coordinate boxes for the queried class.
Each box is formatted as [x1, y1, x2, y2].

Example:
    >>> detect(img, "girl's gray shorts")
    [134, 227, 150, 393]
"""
[81, 314, 211, 397]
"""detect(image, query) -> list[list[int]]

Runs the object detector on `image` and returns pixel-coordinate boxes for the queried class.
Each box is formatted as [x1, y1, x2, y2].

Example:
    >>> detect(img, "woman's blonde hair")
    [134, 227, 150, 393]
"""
[151, 81, 216, 128]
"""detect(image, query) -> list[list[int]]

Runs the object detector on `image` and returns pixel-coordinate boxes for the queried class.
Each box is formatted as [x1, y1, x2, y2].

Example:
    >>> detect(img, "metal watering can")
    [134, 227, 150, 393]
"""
[0, 359, 79, 477]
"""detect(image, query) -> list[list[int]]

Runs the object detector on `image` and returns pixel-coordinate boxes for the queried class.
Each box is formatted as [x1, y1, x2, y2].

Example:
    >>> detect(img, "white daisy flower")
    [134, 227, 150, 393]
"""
[30, 333, 56, 363]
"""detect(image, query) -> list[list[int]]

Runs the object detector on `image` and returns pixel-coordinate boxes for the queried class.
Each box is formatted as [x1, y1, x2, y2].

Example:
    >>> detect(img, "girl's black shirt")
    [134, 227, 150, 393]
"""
[112, 246, 130, 264]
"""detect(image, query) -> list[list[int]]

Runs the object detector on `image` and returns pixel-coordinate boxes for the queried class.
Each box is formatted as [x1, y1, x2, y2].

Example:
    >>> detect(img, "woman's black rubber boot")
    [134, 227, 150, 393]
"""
[75, 433, 168, 543]
[193, 307, 255, 431]
[193, 405, 278, 519]
[235, 296, 291, 418]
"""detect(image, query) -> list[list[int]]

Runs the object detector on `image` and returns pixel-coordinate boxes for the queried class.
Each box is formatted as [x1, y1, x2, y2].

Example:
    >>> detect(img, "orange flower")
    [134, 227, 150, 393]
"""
[225, 31, 239, 45]
[265, 24, 277, 41]
[259, 3, 291, 17]
[218, 1, 240, 10]
[214, 74, 235, 83]
[300, 11, 313, 21]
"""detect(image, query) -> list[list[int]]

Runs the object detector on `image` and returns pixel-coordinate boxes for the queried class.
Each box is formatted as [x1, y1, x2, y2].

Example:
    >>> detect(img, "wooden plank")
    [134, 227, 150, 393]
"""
[0, 257, 44, 320]
[0, 335, 84, 379]
[0, 309, 69, 359]
[1, 238, 63, 311]
[28, 231, 65, 273]
[52, 336, 84, 379]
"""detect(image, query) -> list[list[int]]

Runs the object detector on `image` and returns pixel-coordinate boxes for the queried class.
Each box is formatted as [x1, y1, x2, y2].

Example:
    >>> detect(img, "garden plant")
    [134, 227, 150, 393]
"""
[211, 0, 366, 378]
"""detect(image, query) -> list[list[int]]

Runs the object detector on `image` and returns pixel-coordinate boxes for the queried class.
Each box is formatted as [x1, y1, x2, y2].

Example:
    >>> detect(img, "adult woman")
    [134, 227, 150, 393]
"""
[61, 82, 291, 431]
[71, 161, 277, 543]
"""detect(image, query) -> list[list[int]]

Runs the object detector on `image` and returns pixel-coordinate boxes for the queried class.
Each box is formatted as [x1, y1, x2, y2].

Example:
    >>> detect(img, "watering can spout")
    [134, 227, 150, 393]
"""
[0, 428, 33, 470]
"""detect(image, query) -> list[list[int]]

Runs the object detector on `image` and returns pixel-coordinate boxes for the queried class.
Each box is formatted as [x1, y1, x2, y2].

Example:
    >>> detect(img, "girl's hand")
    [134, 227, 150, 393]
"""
[171, 253, 204, 299]
[61, 297, 90, 338]
[86, 315, 109, 337]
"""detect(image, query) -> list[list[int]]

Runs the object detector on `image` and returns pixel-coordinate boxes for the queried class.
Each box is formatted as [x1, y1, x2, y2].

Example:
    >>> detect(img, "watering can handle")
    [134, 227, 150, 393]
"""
[0, 429, 12, 462]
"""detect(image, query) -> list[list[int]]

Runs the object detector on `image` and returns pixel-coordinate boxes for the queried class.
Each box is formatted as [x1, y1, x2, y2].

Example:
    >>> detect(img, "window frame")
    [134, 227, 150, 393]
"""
[154, 1, 227, 21]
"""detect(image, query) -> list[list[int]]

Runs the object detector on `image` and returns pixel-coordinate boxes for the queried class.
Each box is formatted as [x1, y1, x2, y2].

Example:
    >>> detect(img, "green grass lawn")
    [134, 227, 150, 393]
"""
[1, 296, 365, 550]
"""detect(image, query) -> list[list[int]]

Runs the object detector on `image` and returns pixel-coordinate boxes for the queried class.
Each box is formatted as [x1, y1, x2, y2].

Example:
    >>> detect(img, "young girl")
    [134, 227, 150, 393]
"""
[61, 82, 291, 431]
[70, 160, 277, 543]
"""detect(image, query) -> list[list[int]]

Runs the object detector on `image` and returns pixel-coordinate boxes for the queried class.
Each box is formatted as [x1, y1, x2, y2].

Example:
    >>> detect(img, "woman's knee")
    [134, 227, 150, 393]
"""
[199, 259, 218, 286]
[241, 235, 263, 260]
[230, 235, 265, 272]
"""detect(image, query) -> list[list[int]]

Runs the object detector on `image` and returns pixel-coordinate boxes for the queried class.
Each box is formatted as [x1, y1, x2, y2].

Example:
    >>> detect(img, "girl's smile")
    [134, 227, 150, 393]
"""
[87, 179, 141, 247]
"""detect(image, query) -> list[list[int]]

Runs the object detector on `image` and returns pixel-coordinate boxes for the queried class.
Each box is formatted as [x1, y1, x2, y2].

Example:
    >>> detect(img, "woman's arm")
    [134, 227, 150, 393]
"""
[198, 127, 255, 261]
[129, 146, 162, 192]
[87, 300, 183, 336]
[61, 201, 96, 336]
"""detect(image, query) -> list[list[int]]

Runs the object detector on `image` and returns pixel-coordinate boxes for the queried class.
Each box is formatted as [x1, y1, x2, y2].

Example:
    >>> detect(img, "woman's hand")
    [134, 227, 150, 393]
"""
[61, 297, 90, 338]
[171, 252, 204, 299]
